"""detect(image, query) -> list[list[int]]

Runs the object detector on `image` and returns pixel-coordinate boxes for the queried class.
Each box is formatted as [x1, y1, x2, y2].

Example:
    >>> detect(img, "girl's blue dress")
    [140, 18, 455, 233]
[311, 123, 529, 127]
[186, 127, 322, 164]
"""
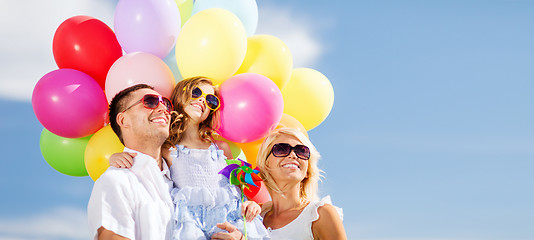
[169, 143, 269, 240]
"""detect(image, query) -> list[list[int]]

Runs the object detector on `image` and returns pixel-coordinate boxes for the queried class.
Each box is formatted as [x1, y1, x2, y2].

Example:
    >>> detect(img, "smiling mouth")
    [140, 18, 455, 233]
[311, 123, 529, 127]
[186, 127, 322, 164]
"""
[281, 163, 299, 169]
[150, 116, 168, 124]
[192, 102, 205, 112]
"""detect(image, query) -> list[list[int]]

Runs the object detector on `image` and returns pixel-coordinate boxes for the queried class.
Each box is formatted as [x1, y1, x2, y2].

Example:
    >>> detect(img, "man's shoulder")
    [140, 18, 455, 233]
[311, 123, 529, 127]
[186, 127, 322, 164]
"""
[95, 167, 137, 186]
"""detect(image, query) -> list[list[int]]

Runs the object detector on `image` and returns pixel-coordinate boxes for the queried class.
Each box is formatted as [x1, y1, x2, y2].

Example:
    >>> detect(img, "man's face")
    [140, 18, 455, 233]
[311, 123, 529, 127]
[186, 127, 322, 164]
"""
[119, 88, 171, 142]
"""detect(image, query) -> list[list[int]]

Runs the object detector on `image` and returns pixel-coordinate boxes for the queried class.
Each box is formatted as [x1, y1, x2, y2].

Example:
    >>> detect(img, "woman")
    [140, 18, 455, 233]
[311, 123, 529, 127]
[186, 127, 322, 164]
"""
[212, 128, 346, 240]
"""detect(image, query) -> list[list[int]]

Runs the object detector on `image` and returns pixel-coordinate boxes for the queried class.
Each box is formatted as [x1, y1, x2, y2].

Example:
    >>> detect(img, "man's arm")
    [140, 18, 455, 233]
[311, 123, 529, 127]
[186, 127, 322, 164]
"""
[97, 227, 130, 240]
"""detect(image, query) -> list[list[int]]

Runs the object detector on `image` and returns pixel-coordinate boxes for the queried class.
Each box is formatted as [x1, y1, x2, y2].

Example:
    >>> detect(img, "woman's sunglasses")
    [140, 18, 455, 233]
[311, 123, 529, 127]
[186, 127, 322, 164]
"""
[270, 143, 310, 160]
[121, 94, 173, 113]
[192, 87, 220, 111]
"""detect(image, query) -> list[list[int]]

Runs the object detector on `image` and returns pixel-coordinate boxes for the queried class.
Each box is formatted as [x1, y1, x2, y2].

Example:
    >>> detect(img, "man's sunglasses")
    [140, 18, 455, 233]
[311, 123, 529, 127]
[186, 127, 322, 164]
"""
[270, 143, 310, 160]
[192, 87, 220, 111]
[121, 94, 173, 113]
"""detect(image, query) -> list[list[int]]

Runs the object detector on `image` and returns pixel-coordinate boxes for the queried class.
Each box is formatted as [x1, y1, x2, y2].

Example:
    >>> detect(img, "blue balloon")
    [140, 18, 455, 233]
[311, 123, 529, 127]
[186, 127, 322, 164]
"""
[192, 0, 258, 36]
[163, 46, 183, 81]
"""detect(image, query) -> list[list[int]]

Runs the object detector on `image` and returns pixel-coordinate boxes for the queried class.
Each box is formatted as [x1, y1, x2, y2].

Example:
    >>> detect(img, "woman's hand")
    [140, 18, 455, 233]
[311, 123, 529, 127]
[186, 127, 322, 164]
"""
[242, 200, 261, 222]
[210, 222, 244, 240]
[109, 152, 136, 168]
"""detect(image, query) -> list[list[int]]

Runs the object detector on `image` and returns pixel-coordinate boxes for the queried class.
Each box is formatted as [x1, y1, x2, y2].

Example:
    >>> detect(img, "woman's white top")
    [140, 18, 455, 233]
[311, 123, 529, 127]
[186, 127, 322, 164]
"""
[262, 196, 343, 240]
[87, 148, 174, 240]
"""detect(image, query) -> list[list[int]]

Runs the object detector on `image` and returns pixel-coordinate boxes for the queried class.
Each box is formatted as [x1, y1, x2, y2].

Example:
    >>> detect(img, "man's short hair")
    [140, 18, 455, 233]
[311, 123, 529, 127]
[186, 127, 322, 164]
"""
[109, 84, 154, 144]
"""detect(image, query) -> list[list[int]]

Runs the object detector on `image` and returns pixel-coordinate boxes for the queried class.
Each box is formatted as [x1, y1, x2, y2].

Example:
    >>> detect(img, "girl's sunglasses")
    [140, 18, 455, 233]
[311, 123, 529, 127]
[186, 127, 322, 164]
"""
[192, 87, 220, 111]
[270, 143, 310, 160]
[121, 94, 173, 113]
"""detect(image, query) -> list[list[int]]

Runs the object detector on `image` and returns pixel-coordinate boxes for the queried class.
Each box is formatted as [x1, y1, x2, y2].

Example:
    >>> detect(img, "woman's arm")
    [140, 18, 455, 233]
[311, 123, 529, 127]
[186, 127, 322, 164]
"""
[312, 204, 347, 240]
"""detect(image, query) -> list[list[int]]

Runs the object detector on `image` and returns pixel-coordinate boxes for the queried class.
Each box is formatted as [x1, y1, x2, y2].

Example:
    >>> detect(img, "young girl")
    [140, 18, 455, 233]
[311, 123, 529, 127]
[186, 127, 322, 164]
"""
[110, 77, 269, 240]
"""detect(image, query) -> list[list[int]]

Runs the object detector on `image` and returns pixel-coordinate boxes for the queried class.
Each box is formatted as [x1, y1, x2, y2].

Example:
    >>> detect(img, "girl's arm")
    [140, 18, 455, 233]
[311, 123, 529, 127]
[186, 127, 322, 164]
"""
[109, 152, 137, 168]
[214, 140, 233, 159]
[312, 204, 347, 240]
[241, 201, 261, 222]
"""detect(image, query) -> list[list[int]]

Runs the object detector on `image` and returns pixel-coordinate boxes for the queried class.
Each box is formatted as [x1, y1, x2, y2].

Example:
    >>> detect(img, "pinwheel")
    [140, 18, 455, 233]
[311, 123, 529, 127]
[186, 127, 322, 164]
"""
[219, 158, 263, 240]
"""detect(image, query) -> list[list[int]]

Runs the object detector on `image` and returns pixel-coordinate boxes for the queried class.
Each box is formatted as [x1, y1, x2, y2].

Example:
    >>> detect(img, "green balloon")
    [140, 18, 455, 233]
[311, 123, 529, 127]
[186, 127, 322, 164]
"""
[39, 129, 91, 176]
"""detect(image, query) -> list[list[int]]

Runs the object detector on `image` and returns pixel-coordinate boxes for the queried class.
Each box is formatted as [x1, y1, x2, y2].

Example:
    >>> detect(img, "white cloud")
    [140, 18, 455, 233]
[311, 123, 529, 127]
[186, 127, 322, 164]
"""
[0, 206, 89, 240]
[256, 4, 324, 68]
[0, 0, 115, 102]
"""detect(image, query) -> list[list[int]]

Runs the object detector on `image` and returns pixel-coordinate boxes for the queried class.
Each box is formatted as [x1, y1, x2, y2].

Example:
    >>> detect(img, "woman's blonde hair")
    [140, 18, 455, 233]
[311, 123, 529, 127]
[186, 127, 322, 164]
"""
[256, 128, 323, 201]
[166, 76, 220, 146]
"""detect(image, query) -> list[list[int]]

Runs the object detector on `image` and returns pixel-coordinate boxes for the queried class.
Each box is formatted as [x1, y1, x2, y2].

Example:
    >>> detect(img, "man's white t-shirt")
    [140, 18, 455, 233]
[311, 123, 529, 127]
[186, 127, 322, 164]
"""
[87, 148, 174, 240]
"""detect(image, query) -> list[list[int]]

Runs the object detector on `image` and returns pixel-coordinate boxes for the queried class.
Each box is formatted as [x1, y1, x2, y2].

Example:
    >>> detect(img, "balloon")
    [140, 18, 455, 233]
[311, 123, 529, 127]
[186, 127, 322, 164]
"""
[218, 73, 283, 143]
[175, 0, 194, 27]
[235, 114, 306, 167]
[39, 129, 90, 176]
[235, 138, 263, 167]
[53, 15, 122, 89]
[163, 46, 183, 81]
[282, 68, 334, 130]
[85, 125, 124, 181]
[32, 69, 108, 138]
[115, 0, 181, 59]
[176, 8, 247, 85]
[276, 113, 308, 138]
[105, 52, 176, 103]
[192, 0, 258, 36]
[236, 35, 293, 90]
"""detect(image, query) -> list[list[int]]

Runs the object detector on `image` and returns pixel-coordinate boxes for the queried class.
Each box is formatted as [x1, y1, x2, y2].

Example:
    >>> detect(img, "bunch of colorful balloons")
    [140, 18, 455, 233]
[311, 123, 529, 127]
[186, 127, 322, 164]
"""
[32, 0, 334, 192]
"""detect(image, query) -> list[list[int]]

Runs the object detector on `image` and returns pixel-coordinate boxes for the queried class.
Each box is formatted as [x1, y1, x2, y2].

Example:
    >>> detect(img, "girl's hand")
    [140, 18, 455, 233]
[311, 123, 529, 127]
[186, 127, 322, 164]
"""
[241, 200, 261, 222]
[109, 152, 136, 168]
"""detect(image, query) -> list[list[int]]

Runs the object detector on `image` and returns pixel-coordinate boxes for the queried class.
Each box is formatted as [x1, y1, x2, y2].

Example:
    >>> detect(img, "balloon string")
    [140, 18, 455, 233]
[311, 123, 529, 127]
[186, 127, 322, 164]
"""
[241, 185, 248, 240]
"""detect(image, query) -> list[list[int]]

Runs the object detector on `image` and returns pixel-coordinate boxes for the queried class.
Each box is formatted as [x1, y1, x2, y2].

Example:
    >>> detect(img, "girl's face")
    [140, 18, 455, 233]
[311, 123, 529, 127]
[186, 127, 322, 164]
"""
[184, 83, 215, 123]
[266, 135, 309, 185]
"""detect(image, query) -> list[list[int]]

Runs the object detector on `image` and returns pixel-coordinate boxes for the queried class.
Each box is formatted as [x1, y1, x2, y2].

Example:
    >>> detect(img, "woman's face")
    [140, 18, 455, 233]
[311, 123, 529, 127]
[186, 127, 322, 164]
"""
[265, 134, 309, 184]
[183, 83, 214, 123]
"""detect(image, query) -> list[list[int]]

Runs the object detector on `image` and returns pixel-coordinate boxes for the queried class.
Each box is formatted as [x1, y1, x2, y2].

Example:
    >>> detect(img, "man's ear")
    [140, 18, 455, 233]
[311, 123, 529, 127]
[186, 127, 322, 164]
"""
[116, 112, 130, 128]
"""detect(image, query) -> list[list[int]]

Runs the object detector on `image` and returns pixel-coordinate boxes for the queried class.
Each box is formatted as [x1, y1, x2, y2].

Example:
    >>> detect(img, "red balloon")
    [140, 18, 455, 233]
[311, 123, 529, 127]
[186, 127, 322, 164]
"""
[53, 15, 122, 89]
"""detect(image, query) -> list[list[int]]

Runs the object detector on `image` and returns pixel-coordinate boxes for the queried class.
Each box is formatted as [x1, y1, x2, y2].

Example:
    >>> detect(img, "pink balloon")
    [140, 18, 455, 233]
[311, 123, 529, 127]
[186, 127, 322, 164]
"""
[32, 69, 108, 138]
[105, 52, 176, 103]
[218, 73, 283, 143]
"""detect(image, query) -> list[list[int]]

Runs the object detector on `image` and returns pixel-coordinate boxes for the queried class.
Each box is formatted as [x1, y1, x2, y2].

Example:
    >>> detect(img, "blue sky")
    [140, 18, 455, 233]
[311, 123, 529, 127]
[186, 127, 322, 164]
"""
[1, 0, 533, 239]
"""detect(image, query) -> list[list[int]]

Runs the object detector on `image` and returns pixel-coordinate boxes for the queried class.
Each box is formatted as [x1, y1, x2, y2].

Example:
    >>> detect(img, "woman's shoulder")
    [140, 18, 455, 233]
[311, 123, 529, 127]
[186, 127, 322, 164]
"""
[310, 196, 347, 239]
[310, 196, 343, 222]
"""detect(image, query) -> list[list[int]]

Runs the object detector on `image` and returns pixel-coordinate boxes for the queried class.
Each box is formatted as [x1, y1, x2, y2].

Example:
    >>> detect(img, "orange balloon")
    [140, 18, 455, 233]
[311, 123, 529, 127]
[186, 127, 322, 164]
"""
[235, 138, 264, 168]
[276, 113, 308, 138]
[84, 125, 124, 181]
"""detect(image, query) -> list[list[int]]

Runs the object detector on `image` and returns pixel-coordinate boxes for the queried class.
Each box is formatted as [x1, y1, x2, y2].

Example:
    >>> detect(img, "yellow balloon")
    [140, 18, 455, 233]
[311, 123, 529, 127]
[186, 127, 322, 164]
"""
[281, 68, 334, 130]
[84, 125, 124, 181]
[236, 35, 293, 89]
[176, 8, 247, 85]
[276, 113, 308, 138]
[175, 0, 193, 27]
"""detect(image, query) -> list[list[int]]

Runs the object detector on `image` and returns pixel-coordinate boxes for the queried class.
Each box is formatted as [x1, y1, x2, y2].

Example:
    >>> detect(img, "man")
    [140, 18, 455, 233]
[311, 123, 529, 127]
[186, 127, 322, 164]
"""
[88, 84, 174, 239]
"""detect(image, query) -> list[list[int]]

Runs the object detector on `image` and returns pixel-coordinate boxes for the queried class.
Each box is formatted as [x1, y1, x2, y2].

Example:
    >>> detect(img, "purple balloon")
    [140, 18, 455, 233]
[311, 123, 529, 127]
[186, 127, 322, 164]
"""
[218, 73, 283, 143]
[32, 69, 108, 138]
[114, 0, 181, 58]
